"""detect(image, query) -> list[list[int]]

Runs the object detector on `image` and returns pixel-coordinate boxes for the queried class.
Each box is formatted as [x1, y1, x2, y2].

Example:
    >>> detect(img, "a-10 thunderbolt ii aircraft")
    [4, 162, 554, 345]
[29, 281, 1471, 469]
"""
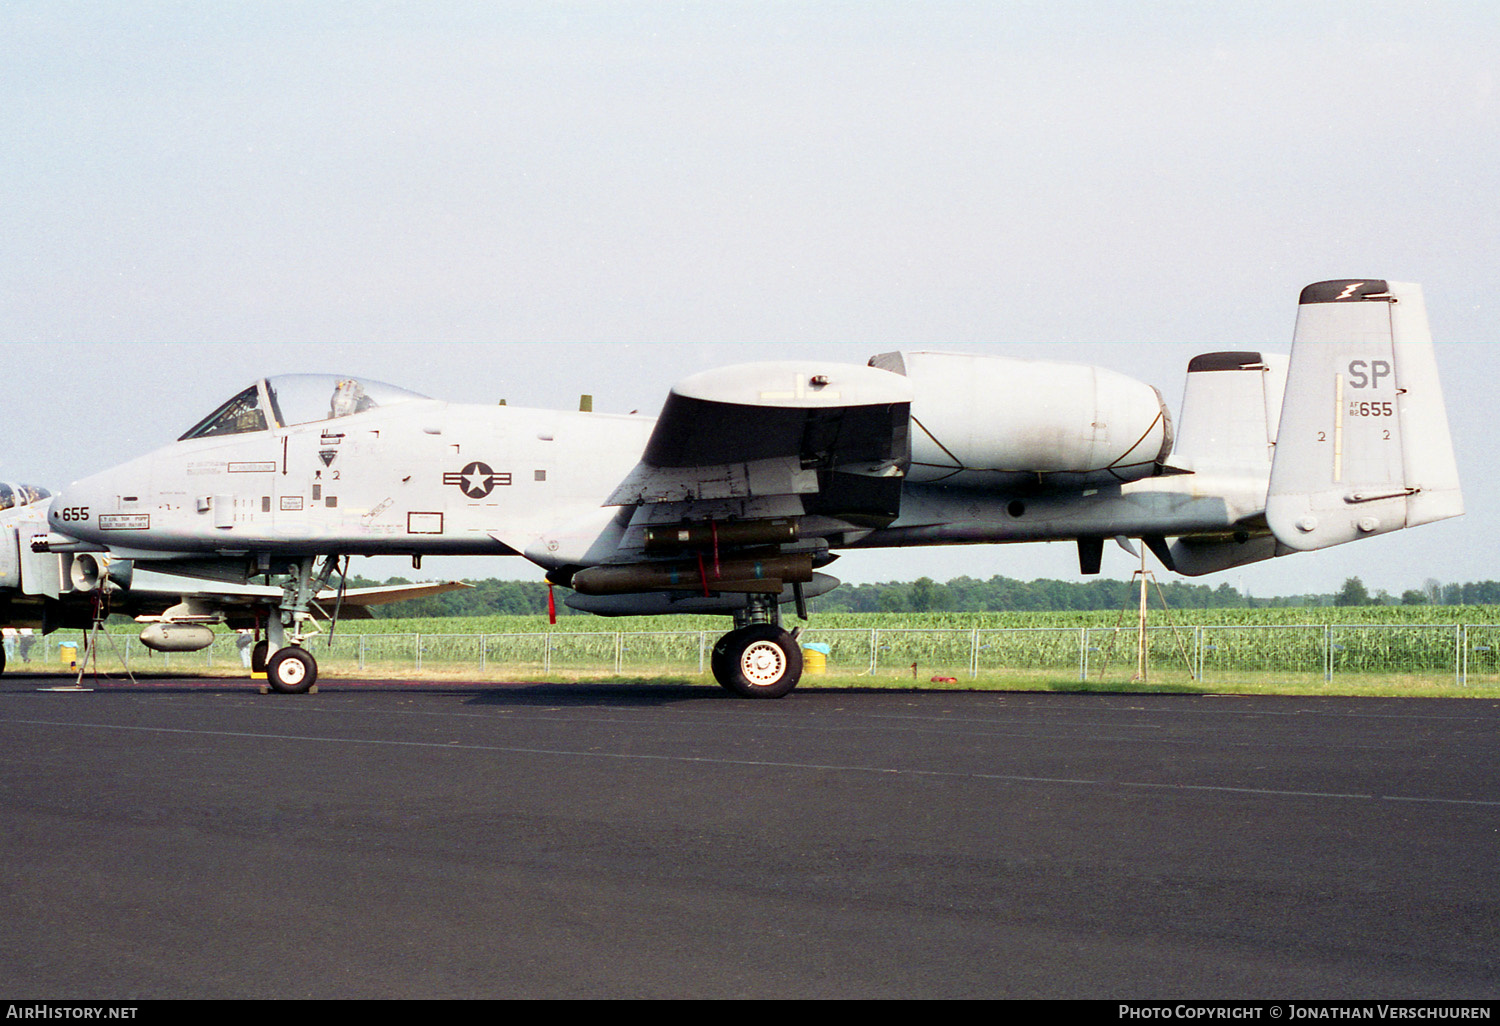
[2, 487, 470, 676]
[33, 279, 1463, 697]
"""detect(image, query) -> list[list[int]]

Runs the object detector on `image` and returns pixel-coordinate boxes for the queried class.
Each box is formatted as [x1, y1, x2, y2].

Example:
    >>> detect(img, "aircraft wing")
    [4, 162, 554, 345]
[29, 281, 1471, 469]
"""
[548, 361, 912, 614]
[605, 360, 912, 513]
[332, 580, 474, 607]
[130, 575, 472, 622]
[310, 580, 474, 619]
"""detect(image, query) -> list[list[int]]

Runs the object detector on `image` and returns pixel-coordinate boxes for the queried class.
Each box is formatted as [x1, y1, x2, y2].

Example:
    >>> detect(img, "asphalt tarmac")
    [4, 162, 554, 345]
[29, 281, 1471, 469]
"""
[2, 675, 1498, 999]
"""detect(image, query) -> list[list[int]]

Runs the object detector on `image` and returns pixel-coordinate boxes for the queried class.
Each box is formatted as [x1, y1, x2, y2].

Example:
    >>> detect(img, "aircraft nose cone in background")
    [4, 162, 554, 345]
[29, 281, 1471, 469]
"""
[46, 478, 104, 543]
[45, 490, 69, 532]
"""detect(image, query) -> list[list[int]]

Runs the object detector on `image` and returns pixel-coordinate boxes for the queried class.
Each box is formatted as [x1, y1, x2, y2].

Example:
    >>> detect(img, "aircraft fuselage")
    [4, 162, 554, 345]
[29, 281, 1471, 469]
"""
[51, 399, 655, 560]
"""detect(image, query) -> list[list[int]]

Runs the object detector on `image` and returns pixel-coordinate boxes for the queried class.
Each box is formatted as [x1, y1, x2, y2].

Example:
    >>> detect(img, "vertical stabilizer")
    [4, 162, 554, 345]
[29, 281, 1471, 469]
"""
[1265, 280, 1463, 552]
[1173, 351, 1287, 468]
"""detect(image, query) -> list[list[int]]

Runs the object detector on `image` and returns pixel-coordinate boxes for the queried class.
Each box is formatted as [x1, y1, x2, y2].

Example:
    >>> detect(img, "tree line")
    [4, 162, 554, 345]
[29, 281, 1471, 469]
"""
[349, 573, 1500, 619]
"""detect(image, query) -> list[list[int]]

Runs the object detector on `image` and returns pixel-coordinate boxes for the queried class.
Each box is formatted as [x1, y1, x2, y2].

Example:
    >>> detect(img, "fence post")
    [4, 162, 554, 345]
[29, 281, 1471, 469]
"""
[970, 628, 978, 679]
[699, 631, 706, 674]
[615, 632, 622, 674]
[416, 633, 422, 672]
[1458, 624, 1465, 687]
[1324, 625, 1332, 683]
[1079, 627, 1087, 682]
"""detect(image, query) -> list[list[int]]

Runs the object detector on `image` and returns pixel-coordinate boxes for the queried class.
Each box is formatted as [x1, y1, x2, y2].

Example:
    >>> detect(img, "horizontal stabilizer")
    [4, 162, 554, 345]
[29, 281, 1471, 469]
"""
[1266, 280, 1463, 552]
[1168, 533, 1284, 577]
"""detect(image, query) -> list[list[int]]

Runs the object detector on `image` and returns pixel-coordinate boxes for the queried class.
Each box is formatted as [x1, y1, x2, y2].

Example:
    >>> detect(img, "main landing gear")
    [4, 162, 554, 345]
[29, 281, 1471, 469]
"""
[710, 592, 804, 699]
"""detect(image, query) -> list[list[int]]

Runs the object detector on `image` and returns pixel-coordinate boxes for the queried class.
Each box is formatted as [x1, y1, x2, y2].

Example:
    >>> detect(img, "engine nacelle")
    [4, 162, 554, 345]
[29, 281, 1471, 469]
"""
[870, 351, 1174, 490]
[139, 623, 217, 653]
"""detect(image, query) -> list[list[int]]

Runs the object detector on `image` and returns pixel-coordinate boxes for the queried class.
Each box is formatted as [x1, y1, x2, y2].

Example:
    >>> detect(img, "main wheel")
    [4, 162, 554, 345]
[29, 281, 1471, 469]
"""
[711, 624, 803, 699]
[251, 640, 269, 673]
[265, 646, 318, 694]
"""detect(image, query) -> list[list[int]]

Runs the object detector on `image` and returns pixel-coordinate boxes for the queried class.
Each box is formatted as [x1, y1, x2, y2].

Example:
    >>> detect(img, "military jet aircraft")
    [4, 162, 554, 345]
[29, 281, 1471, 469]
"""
[2, 492, 468, 675]
[34, 279, 1462, 697]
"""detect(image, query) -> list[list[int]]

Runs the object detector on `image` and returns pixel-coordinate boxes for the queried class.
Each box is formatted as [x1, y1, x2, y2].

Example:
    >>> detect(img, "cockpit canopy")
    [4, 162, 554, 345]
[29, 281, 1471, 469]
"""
[179, 375, 429, 441]
[0, 482, 51, 512]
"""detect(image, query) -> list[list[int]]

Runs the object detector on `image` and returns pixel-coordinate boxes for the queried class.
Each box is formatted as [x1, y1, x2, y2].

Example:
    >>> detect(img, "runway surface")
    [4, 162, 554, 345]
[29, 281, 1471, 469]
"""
[2, 675, 1498, 999]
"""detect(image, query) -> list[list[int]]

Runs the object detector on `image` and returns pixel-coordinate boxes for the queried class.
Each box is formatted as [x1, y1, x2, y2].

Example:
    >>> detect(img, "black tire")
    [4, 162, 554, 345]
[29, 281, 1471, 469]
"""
[710, 635, 736, 693]
[266, 647, 317, 695]
[0, 645, 6, 677]
[251, 640, 269, 673]
[711, 624, 803, 699]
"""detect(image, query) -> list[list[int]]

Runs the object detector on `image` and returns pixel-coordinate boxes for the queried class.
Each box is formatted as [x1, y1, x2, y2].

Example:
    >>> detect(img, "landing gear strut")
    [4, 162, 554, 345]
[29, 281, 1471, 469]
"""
[710, 591, 804, 699]
[260, 554, 338, 695]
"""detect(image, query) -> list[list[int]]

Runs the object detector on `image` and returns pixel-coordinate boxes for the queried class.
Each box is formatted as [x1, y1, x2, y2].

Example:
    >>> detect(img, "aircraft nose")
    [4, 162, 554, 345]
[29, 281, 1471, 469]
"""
[47, 483, 98, 537]
[46, 490, 73, 531]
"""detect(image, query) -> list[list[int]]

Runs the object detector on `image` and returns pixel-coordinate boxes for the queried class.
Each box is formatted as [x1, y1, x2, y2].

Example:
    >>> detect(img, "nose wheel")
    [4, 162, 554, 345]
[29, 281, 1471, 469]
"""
[711, 624, 803, 699]
[265, 646, 318, 694]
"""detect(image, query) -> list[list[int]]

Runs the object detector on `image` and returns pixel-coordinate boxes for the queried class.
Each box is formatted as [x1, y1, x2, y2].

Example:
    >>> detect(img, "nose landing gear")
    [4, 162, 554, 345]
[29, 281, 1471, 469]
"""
[265, 645, 318, 694]
[258, 554, 337, 695]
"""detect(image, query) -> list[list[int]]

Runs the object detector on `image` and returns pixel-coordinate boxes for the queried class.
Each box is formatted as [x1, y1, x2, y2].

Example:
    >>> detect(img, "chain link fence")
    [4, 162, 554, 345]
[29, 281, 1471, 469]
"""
[30, 623, 1500, 687]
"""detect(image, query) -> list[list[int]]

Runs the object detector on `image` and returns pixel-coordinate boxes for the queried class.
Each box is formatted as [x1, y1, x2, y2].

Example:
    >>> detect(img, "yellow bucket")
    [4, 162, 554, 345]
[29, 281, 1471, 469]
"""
[59, 644, 77, 666]
[801, 647, 827, 675]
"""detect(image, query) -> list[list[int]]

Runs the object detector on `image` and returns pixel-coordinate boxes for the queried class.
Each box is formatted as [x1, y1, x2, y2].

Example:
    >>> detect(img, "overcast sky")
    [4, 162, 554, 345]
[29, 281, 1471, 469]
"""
[3, 3, 1496, 599]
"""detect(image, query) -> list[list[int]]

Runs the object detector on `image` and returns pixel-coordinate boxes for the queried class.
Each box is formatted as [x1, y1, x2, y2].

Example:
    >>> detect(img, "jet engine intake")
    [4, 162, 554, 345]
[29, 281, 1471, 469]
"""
[69, 553, 105, 592]
[68, 553, 130, 592]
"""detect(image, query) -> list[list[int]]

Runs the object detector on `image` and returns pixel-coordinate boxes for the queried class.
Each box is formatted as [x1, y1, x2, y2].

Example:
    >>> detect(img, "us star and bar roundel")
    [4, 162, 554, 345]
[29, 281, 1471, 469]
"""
[443, 461, 512, 499]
